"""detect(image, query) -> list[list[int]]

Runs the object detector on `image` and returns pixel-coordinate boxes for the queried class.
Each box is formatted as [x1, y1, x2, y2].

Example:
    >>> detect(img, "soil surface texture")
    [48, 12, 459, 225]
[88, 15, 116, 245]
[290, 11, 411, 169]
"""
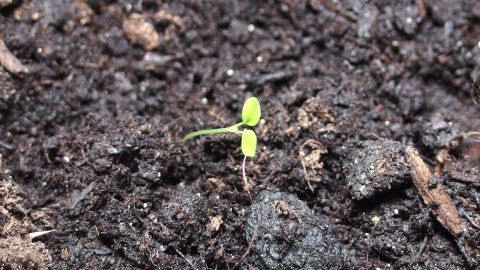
[1, 0, 480, 269]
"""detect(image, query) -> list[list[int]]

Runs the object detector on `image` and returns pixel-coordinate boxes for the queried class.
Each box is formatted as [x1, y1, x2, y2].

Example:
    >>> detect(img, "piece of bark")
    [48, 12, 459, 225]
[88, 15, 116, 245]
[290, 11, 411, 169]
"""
[406, 145, 466, 238]
[0, 39, 29, 74]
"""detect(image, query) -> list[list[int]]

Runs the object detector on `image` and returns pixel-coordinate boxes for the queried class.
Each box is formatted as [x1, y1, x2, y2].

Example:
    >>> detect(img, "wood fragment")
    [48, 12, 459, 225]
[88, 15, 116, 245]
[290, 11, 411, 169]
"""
[406, 146, 466, 238]
[0, 39, 29, 75]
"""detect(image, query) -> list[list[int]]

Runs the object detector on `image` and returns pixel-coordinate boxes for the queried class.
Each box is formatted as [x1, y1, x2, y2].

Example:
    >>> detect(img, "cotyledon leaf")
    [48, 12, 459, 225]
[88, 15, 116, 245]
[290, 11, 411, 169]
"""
[241, 97, 261, 126]
[241, 129, 257, 157]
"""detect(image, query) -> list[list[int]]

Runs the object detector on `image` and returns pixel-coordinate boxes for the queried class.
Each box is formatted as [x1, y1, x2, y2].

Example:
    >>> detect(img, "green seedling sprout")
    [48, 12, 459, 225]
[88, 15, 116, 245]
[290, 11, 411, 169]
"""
[182, 97, 261, 191]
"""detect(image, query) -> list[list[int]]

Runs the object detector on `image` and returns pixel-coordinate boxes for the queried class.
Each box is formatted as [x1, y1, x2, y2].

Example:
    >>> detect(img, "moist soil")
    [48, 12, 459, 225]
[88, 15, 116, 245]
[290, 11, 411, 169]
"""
[1, 0, 480, 269]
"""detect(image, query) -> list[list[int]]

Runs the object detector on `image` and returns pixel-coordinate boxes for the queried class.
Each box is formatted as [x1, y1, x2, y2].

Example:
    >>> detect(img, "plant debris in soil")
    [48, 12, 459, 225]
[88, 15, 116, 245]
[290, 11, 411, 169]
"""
[1, 0, 480, 269]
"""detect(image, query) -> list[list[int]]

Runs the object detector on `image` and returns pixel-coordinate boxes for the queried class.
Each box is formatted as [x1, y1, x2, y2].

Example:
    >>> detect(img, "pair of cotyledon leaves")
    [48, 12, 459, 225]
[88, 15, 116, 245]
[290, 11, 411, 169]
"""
[241, 97, 261, 157]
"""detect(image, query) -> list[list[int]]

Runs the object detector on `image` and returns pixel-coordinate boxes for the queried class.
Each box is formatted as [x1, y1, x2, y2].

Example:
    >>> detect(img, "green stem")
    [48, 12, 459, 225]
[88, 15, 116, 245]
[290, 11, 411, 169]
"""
[182, 122, 243, 143]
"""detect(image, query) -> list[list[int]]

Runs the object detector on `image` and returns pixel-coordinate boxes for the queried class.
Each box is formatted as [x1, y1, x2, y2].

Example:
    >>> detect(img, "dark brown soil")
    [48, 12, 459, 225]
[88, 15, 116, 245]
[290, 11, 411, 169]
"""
[1, 0, 480, 269]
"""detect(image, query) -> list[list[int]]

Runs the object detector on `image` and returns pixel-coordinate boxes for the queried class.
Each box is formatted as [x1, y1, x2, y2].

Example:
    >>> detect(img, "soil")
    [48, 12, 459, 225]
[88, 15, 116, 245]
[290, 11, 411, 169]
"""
[1, 0, 480, 269]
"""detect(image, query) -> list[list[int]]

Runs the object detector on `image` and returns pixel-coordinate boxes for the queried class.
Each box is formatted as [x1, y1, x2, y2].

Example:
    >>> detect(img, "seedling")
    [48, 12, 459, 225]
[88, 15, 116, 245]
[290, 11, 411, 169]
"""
[182, 97, 261, 191]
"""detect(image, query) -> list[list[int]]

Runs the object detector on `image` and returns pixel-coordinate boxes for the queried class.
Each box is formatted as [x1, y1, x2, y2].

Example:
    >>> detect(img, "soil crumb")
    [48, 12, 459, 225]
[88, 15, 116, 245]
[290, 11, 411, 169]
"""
[344, 139, 410, 200]
[0, 236, 51, 270]
[245, 190, 347, 269]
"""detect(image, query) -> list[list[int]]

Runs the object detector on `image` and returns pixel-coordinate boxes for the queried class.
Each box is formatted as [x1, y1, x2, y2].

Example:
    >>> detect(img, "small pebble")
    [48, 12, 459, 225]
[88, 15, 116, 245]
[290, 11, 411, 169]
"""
[247, 24, 255, 32]
[201, 97, 208, 104]
[226, 69, 234, 76]
[31, 12, 41, 21]
[256, 56, 263, 63]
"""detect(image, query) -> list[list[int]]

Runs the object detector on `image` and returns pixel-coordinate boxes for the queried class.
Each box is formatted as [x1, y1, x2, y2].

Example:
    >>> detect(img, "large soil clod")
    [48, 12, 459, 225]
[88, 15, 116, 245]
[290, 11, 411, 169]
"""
[245, 191, 347, 269]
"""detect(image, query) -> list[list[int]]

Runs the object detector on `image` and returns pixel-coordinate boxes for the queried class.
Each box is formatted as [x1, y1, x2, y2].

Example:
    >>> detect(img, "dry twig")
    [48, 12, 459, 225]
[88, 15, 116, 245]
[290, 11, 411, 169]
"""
[407, 146, 480, 266]
[406, 146, 466, 238]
